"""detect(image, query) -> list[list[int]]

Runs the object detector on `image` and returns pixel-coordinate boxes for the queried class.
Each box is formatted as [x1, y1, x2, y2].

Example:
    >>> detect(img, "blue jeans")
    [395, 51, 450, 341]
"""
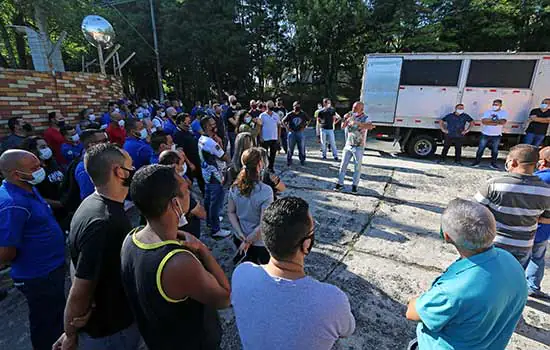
[287, 131, 306, 164]
[228, 131, 236, 157]
[475, 134, 501, 164]
[205, 183, 225, 234]
[524, 133, 546, 147]
[495, 243, 532, 269]
[321, 129, 338, 159]
[13, 265, 65, 350]
[338, 146, 364, 186]
[79, 323, 142, 350]
[526, 241, 548, 293]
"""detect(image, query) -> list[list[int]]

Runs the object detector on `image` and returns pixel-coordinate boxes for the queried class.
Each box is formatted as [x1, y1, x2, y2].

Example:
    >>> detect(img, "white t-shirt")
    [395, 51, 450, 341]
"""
[260, 111, 280, 141]
[481, 109, 508, 136]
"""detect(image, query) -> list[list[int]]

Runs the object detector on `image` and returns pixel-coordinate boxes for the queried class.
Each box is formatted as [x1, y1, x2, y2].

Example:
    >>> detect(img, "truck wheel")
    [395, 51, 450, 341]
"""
[406, 134, 437, 158]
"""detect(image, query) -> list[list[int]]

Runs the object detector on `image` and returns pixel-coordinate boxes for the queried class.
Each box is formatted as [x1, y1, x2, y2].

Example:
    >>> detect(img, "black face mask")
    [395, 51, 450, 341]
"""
[120, 166, 136, 187]
[57, 121, 66, 128]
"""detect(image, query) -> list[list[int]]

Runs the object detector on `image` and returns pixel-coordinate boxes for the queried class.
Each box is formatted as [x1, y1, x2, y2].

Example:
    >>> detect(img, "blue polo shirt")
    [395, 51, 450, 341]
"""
[163, 119, 178, 136]
[416, 247, 527, 350]
[441, 112, 474, 137]
[61, 142, 84, 163]
[0, 181, 65, 279]
[123, 137, 153, 170]
[75, 160, 95, 200]
[534, 169, 550, 243]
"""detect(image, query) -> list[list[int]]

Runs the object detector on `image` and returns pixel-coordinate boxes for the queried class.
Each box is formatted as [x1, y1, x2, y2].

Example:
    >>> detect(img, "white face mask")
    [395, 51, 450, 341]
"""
[118, 120, 125, 127]
[150, 127, 157, 133]
[19, 167, 46, 185]
[179, 163, 187, 177]
[492, 105, 500, 111]
[160, 112, 166, 117]
[139, 129, 148, 140]
[170, 144, 177, 151]
[114, 108, 121, 113]
[456, 109, 464, 114]
[71, 134, 80, 142]
[137, 112, 144, 119]
[88, 114, 96, 121]
[174, 198, 188, 227]
[39, 147, 53, 160]
[244, 116, 252, 123]
[541, 104, 548, 110]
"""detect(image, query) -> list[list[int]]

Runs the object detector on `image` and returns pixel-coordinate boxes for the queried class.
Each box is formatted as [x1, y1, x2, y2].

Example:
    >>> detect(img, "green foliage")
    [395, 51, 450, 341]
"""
[3, 0, 550, 106]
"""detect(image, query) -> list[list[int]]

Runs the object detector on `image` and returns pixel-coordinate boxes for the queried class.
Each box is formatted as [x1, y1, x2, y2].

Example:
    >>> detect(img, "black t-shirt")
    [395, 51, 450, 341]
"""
[526, 108, 550, 135]
[272, 107, 287, 121]
[282, 111, 310, 132]
[249, 109, 261, 119]
[69, 192, 134, 337]
[213, 114, 226, 142]
[225, 106, 237, 133]
[37, 160, 64, 201]
[173, 128, 201, 168]
[179, 197, 201, 238]
[317, 107, 337, 130]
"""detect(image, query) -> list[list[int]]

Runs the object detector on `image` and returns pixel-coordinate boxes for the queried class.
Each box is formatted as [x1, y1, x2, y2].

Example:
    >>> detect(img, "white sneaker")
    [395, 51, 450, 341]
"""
[212, 229, 231, 239]
[219, 216, 224, 223]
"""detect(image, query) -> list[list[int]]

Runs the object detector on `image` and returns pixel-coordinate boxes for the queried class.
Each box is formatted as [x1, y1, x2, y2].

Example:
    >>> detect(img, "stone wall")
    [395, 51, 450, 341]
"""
[0, 68, 123, 137]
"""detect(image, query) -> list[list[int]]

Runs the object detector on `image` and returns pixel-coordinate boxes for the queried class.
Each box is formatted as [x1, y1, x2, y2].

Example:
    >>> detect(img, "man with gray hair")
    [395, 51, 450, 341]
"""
[163, 106, 179, 136]
[406, 198, 527, 350]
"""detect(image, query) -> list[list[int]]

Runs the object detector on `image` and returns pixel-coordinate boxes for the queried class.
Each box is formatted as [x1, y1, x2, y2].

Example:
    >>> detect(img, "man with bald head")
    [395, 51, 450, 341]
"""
[0, 149, 66, 349]
[162, 106, 178, 136]
[526, 146, 550, 299]
[335, 101, 375, 193]
[476, 144, 550, 268]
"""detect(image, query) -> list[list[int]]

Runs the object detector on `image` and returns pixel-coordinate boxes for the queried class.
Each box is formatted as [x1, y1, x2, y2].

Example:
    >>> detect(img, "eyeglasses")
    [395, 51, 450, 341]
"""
[294, 219, 319, 248]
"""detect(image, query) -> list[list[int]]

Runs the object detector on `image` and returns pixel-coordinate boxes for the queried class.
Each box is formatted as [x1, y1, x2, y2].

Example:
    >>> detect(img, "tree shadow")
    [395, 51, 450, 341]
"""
[515, 315, 550, 346]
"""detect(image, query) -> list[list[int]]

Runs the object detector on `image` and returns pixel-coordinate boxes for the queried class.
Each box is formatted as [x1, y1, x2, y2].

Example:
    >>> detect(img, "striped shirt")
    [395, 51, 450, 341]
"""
[475, 173, 550, 249]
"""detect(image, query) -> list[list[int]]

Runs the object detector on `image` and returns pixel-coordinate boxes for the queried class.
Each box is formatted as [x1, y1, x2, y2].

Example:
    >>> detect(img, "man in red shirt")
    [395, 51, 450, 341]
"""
[44, 111, 67, 165]
[106, 112, 127, 146]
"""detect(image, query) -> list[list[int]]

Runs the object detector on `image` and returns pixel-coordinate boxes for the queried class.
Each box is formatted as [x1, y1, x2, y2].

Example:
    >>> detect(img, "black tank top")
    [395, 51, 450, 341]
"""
[120, 229, 221, 350]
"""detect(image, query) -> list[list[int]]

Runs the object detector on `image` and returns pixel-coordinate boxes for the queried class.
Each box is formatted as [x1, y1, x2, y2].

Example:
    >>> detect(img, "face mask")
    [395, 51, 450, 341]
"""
[150, 127, 157, 133]
[119, 167, 135, 187]
[118, 120, 125, 127]
[88, 114, 96, 121]
[114, 108, 121, 113]
[492, 105, 500, 111]
[305, 235, 315, 255]
[541, 104, 548, 110]
[160, 112, 166, 117]
[139, 129, 148, 140]
[141, 103, 148, 108]
[39, 147, 53, 160]
[57, 120, 66, 128]
[295, 107, 301, 112]
[179, 163, 187, 177]
[244, 116, 252, 123]
[19, 167, 46, 185]
[505, 160, 512, 172]
[170, 144, 177, 151]
[137, 112, 144, 119]
[173, 198, 188, 227]
[71, 134, 80, 142]
[456, 109, 464, 114]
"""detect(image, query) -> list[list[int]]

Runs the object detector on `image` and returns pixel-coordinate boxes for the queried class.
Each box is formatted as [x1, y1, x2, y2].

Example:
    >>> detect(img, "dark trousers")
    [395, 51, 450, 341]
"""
[441, 135, 464, 162]
[475, 134, 501, 165]
[280, 128, 288, 153]
[13, 265, 66, 350]
[204, 183, 225, 234]
[261, 140, 278, 171]
[188, 168, 205, 195]
[232, 237, 270, 265]
[228, 131, 237, 157]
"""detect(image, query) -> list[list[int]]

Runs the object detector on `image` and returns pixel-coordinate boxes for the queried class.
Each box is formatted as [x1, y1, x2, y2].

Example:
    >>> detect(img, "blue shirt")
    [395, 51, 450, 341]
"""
[442, 112, 474, 137]
[191, 119, 203, 140]
[123, 137, 154, 170]
[534, 169, 550, 243]
[162, 119, 178, 136]
[0, 181, 65, 279]
[61, 142, 83, 163]
[101, 112, 111, 126]
[150, 153, 159, 165]
[416, 247, 527, 350]
[75, 160, 95, 200]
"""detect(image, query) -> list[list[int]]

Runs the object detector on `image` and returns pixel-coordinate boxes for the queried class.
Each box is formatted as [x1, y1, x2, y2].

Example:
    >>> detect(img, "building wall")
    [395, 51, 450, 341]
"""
[0, 68, 123, 137]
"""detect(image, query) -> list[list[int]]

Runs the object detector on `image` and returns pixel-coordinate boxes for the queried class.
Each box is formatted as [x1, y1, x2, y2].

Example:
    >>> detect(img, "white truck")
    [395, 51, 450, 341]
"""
[360, 52, 550, 157]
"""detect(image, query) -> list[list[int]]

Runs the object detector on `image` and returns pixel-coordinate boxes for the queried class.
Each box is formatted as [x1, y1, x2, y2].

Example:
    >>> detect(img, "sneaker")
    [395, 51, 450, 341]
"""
[334, 184, 343, 191]
[351, 185, 358, 193]
[219, 216, 224, 223]
[471, 162, 480, 167]
[212, 229, 231, 239]
[489, 163, 499, 170]
[529, 290, 550, 300]
[322, 156, 327, 160]
[334, 157, 339, 161]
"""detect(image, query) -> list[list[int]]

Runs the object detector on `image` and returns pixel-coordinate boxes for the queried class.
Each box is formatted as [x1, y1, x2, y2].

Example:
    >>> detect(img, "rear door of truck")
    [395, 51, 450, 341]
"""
[361, 56, 402, 124]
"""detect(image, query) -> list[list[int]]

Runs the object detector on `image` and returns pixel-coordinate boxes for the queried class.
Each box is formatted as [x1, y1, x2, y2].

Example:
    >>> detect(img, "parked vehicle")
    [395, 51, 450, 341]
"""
[360, 52, 550, 157]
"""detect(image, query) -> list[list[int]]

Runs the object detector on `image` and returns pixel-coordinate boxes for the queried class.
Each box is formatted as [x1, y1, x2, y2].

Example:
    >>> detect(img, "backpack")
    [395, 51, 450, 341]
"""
[59, 156, 83, 217]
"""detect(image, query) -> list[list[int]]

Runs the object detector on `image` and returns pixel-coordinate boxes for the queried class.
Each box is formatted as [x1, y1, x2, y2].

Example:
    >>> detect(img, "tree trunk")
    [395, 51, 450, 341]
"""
[0, 20, 17, 68]
[13, 12, 27, 69]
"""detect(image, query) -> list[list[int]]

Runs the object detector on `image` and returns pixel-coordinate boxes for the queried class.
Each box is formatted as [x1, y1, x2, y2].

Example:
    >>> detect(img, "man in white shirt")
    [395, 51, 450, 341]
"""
[472, 99, 508, 170]
[231, 197, 355, 350]
[198, 116, 231, 239]
[259, 100, 281, 172]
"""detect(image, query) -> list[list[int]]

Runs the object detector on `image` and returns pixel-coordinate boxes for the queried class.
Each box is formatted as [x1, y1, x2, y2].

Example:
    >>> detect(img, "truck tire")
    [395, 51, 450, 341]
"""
[406, 134, 437, 158]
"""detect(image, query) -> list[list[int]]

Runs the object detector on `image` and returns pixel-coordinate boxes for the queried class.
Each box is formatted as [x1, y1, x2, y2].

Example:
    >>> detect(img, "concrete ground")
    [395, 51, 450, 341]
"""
[1, 128, 549, 349]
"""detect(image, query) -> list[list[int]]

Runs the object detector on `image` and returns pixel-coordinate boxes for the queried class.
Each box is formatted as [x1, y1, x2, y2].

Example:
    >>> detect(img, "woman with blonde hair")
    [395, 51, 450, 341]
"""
[228, 147, 273, 264]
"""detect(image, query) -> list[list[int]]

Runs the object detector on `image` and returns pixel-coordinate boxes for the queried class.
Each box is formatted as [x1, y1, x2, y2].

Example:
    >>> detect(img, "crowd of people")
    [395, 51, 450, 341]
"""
[0, 91, 549, 350]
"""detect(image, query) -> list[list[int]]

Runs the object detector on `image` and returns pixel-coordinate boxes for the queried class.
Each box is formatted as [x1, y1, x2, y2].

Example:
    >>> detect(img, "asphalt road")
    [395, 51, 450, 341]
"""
[1, 129, 549, 349]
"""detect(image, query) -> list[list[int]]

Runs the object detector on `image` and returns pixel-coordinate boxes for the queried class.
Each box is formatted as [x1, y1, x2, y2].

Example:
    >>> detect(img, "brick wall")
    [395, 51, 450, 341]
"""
[0, 68, 123, 137]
